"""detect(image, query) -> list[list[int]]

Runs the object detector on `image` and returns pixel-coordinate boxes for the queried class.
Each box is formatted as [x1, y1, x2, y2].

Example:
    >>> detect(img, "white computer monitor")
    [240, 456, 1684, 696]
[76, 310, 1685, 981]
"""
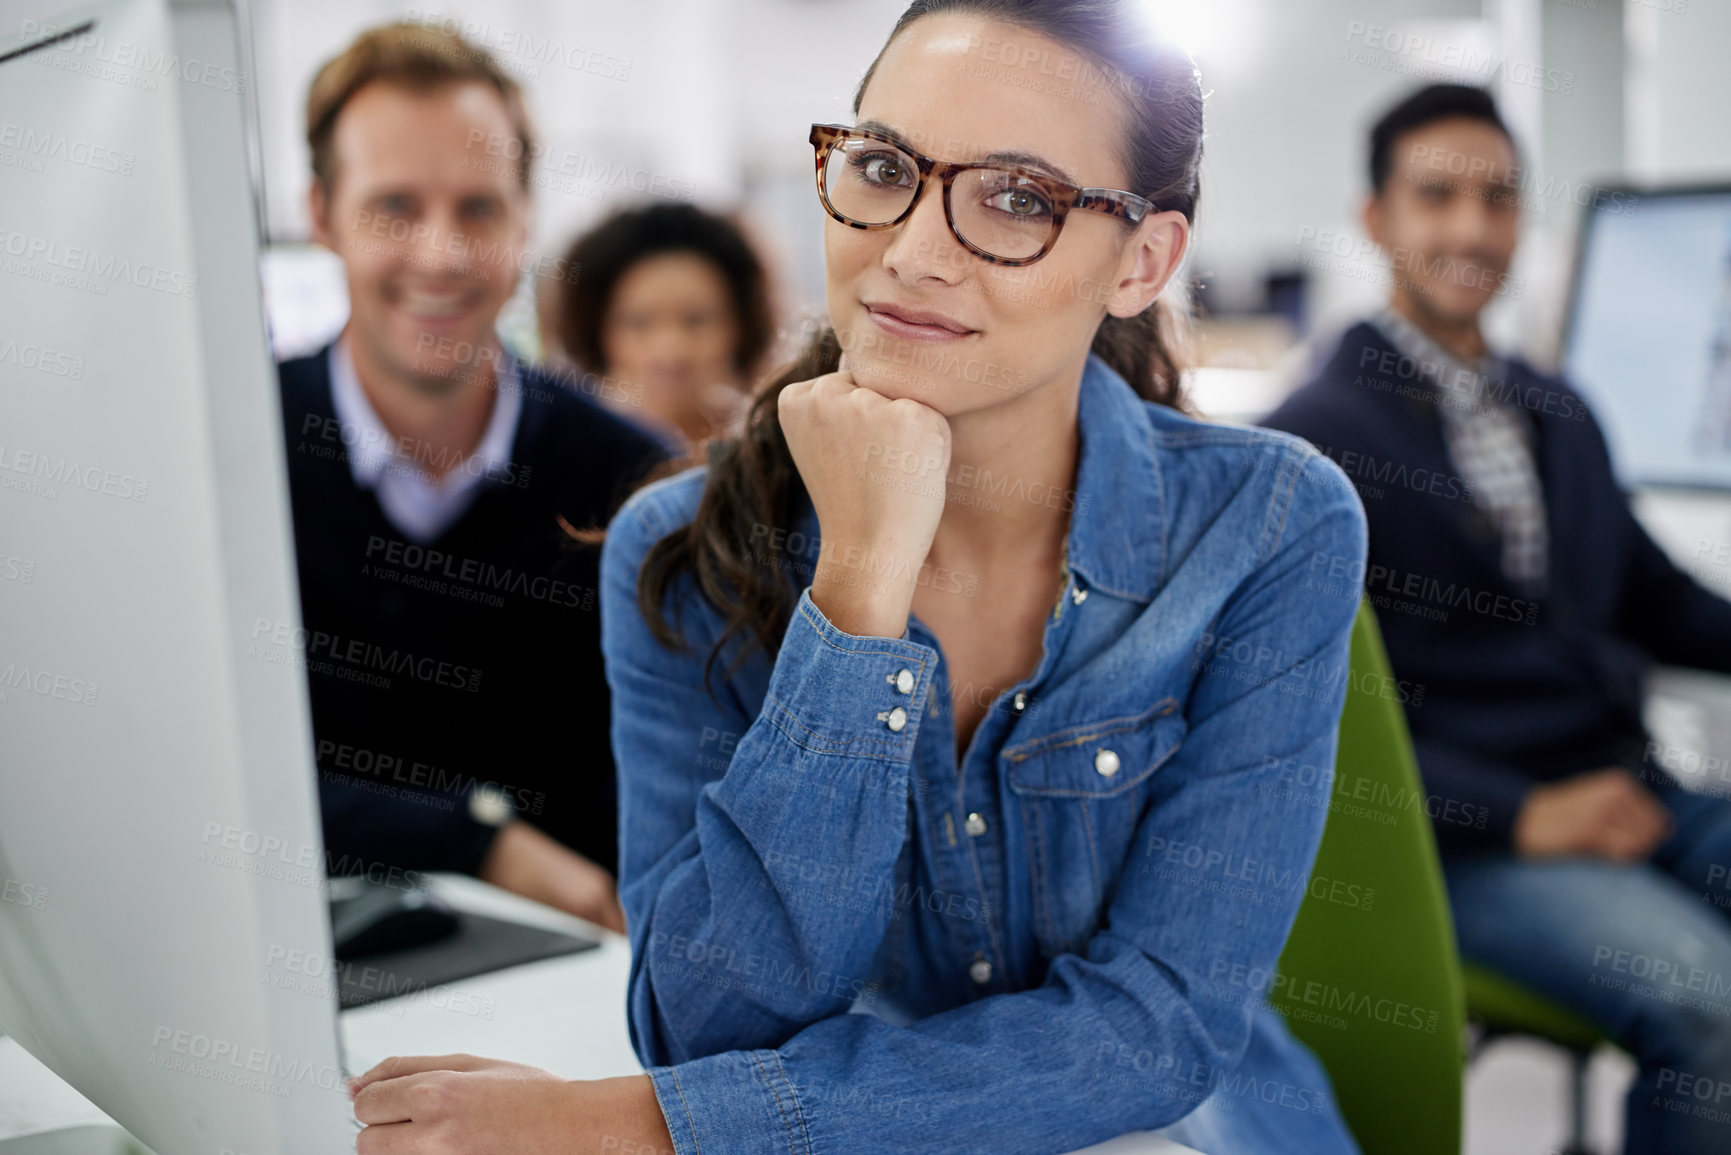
[0, 1, 352, 1151]
[1565, 184, 1731, 490]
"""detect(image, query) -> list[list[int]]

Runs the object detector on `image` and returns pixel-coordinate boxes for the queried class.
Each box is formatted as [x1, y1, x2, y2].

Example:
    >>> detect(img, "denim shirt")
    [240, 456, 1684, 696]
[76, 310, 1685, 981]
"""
[600, 355, 1368, 1155]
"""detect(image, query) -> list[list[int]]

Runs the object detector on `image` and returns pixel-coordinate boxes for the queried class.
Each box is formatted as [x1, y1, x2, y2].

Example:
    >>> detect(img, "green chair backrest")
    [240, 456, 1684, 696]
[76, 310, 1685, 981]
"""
[1274, 602, 1467, 1155]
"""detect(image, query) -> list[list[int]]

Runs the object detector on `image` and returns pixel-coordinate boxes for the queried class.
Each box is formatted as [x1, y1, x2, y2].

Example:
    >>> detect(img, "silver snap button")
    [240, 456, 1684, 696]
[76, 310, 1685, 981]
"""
[1071, 586, 1089, 605]
[891, 668, 915, 695]
[1012, 691, 1027, 712]
[969, 954, 993, 984]
[881, 706, 908, 733]
[965, 812, 987, 837]
[1094, 748, 1121, 777]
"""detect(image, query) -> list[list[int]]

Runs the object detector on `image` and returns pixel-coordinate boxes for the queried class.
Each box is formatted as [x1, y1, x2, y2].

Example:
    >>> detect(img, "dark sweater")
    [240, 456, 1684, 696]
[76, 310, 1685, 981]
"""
[278, 346, 668, 877]
[1263, 322, 1731, 853]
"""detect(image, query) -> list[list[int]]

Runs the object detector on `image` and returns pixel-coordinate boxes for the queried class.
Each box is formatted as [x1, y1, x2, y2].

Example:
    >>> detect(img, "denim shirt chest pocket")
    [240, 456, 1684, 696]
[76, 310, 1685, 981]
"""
[1002, 696, 1186, 959]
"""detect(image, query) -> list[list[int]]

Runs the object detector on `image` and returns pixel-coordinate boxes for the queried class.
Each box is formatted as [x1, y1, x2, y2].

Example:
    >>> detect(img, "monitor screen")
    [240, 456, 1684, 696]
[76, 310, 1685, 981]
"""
[1565, 186, 1731, 490]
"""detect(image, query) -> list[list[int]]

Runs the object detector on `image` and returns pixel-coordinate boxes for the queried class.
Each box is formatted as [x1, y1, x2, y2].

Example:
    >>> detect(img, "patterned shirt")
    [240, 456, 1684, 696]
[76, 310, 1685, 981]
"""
[1372, 308, 1549, 593]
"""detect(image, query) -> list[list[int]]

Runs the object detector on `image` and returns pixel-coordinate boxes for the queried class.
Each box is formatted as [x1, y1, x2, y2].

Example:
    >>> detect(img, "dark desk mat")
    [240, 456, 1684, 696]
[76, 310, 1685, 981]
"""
[336, 910, 599, 1011]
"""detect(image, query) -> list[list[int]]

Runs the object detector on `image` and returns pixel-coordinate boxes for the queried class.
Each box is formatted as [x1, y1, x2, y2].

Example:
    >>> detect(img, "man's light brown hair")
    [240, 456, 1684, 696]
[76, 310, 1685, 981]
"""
[305, 21, 536, 196]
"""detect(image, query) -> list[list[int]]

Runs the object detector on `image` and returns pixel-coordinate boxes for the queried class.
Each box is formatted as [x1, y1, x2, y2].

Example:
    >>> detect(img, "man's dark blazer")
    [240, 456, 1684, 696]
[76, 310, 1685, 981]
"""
[1263, 322, 1731, 853]
[277, 345, 669, 878]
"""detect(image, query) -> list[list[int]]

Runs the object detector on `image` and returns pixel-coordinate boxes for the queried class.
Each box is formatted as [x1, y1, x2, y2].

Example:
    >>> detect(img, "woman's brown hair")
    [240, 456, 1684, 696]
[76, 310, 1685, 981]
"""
[636, 0, 1204, 685]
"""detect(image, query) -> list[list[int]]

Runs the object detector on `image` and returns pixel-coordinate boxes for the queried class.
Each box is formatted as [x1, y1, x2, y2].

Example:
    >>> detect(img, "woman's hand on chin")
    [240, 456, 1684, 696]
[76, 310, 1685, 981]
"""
[350, 1055, 674, 1155]
[780, 367, 953, 638]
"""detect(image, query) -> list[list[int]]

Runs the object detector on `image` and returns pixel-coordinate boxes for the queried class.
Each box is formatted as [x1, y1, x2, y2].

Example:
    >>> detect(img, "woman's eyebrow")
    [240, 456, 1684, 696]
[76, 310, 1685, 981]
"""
[981, 149, 1078, 186]
[854, 119, 1078, 185]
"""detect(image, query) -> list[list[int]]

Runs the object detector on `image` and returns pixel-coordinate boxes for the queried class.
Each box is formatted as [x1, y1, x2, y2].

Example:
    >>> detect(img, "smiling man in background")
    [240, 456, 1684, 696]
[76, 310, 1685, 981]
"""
[277, 22, 666, 930]
[1264, 83, 1731, 1153]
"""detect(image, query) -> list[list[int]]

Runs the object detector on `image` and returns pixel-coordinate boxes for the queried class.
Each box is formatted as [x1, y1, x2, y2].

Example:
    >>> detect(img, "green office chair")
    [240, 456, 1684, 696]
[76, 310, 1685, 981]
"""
[1274, 603, 1466, 1155]
[1462, 964, 1612, 1155]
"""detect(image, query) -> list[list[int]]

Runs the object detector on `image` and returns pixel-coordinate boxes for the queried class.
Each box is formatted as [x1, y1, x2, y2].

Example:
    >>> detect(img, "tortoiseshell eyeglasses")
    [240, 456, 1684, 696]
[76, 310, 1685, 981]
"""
[809, 123, 1155, 268]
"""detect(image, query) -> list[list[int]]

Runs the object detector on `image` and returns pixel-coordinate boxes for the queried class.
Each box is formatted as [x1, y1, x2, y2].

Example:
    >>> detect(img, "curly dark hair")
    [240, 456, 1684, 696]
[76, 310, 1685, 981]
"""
[551, 203, 773, 381]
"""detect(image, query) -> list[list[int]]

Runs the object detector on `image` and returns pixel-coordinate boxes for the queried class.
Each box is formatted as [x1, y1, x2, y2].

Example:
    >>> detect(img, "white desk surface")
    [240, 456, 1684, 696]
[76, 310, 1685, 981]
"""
[0, 874, 1200, 1155]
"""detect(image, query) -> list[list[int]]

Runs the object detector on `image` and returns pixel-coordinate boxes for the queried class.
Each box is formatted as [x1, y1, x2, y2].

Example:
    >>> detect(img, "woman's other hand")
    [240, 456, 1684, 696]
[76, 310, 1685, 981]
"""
[351, 1055, 673, 1154]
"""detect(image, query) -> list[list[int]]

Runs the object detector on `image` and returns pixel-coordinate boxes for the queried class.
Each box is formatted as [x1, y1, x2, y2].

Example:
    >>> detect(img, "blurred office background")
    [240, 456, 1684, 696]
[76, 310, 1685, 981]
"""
[238, 1, 1728, 1150]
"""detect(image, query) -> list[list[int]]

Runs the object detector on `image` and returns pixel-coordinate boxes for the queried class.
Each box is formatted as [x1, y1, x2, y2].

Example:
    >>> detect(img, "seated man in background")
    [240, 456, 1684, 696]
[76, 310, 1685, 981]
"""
[1264, 83, 1731, 1153]
[280, 23, 666, 930]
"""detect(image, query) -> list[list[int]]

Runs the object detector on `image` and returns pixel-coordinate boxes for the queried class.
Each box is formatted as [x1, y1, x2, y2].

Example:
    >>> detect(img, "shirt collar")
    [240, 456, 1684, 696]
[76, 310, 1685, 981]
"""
[1063, 354, 1166, 603]
[1370, 306, 1508, 415]
[787, 354, 1167, 606]
[327, 333, 524, 490]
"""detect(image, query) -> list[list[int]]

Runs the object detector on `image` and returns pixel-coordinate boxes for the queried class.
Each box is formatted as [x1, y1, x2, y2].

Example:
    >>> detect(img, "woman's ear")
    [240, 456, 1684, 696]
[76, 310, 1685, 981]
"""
[1105, 210, 1190, 320]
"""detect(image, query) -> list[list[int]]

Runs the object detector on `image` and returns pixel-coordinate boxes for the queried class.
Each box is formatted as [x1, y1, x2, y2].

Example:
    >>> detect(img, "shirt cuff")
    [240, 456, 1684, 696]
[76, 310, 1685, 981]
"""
[646, 1049, 814, 1155]
[758, 588, 939, 763]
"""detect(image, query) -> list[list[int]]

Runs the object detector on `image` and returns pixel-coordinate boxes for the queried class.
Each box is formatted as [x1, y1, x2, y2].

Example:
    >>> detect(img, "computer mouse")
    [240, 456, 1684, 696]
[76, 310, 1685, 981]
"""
[330, 882, 461, 959]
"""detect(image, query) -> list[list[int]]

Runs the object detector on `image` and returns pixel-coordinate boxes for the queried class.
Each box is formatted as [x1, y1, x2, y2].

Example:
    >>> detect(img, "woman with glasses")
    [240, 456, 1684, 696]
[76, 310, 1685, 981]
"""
[349, 2, 1366, 1151]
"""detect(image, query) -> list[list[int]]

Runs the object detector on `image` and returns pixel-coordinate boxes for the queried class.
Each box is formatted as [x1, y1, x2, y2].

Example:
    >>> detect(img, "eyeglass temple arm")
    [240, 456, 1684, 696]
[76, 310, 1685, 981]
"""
[1077, 189, 1154, 223]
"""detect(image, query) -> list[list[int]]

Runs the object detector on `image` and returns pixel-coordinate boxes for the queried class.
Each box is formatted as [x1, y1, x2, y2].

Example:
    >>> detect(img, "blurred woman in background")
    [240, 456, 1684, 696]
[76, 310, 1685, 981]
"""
[541, 203, 775, 448]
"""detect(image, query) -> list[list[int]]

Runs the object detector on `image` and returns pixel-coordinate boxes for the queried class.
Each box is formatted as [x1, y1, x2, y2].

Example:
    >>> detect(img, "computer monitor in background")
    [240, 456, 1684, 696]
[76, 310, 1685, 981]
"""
[1565, 184, 1731, 491]
[0, 1, 352, 1152]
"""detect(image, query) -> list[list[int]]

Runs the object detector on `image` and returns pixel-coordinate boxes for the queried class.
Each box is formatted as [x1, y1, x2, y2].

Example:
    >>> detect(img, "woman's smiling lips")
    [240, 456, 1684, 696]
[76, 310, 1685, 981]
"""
[864, 301, 979, 343]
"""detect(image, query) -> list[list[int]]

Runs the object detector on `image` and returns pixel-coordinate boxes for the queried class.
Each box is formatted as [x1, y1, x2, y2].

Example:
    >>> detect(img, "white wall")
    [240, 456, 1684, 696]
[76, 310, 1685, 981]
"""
[239, 0, 1731, 359]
